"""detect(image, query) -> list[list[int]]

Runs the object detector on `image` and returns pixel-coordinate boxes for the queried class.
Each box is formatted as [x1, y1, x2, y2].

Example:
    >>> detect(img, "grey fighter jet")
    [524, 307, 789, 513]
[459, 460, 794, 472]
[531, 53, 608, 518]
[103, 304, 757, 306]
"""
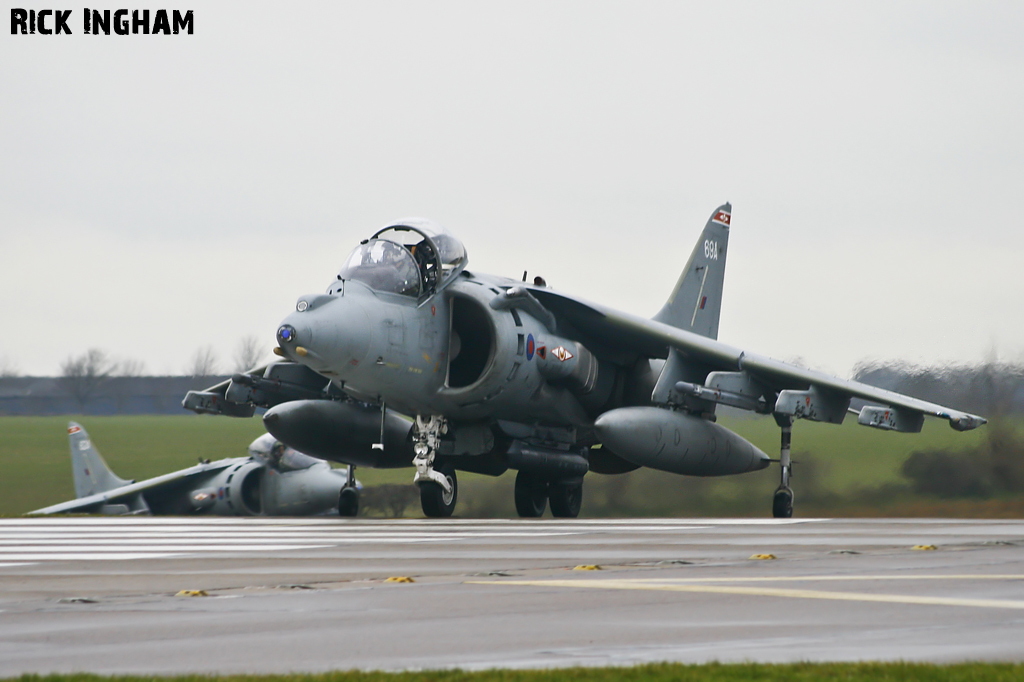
[30, 423, 358, 516]
[184, 205, 986, 518]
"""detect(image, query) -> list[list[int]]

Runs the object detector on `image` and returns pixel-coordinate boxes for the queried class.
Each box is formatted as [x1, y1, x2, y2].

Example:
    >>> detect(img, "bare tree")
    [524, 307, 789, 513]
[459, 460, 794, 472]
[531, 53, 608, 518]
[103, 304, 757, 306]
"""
[977, 346, 1017, 418]
[187, 345, 219, 377]
[233, 334, 265, 373]
[59, 348, 114, 412]
[114, 357, 147, 377]
[0, 355, 19, 378]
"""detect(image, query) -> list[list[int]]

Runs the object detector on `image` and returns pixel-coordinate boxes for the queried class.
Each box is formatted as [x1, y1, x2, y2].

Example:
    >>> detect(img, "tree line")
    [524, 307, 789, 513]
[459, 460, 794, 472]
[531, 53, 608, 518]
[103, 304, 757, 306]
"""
[0, 336, 268, 414]
[2, 351, 1021, 419]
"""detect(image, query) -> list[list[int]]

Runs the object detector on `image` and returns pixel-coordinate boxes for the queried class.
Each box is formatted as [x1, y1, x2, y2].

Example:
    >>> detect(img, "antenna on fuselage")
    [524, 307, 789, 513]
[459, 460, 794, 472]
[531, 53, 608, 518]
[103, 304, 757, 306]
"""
[372, 402, 386, 451]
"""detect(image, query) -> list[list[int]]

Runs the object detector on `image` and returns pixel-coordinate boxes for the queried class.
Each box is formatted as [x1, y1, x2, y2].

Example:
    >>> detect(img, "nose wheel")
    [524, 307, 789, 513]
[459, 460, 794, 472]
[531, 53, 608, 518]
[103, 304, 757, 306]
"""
[420, 461, 457, 517]
[772, 414, 794, 518]
[412, 415, 458, 518]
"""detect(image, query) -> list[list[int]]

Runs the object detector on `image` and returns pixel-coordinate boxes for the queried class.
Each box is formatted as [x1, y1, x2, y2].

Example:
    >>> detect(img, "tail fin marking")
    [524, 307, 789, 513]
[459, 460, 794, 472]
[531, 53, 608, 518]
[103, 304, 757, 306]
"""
[68, 422, 130, 498]
[653, 202, 732, 340]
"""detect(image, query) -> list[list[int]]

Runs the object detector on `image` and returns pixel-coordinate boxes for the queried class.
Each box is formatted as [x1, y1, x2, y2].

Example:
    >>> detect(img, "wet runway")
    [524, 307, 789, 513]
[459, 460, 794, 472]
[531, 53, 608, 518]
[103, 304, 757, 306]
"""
[2, 517, 1024, 674]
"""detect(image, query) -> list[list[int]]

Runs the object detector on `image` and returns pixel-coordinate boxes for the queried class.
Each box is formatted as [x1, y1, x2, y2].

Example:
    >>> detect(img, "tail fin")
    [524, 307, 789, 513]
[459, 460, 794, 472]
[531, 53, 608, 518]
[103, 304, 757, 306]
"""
[653, 202, 731, 339]
[68, 422, 130, 498]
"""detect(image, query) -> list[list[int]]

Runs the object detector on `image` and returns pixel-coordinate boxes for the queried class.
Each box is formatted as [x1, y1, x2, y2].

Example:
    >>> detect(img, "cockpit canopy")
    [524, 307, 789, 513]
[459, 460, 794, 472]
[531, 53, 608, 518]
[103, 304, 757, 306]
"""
[247, 433, 320, 472]
[339, 239, 423, 296]
[336, 218, 467, 297]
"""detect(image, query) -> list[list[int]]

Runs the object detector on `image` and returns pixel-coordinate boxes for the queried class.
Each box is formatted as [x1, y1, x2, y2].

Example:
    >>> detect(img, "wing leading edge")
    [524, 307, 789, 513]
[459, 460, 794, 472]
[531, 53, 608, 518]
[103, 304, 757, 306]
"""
[29, 459, 239, 515]
[528, 286, 986, 432]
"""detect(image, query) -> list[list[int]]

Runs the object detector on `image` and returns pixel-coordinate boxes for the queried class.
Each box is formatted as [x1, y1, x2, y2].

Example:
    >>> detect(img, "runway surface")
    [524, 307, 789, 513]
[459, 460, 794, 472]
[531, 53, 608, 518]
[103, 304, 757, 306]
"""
[2, 516, 1024, 674]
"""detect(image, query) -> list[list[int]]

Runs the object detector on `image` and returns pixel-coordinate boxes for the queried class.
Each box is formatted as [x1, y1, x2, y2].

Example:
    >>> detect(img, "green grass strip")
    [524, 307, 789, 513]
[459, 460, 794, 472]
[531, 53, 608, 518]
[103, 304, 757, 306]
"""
[9, 662, 1024, 682]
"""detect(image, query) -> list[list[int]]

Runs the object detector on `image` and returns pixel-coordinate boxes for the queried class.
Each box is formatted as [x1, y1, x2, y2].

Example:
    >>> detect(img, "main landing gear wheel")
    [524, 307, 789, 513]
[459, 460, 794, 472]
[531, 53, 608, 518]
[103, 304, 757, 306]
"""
[514, 470, 548, 518]
[772, 487, 794, 519]
[549, 481, 583, 518]
[420, 462, 457, 518]
[338, 464, 359, 517]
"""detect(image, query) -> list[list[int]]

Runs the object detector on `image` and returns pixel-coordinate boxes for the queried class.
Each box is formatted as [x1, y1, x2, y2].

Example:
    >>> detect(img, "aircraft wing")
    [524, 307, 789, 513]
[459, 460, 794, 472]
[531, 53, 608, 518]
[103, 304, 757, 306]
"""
[28, 459, 240, 515]
[183, 361, 344, 417]
[527, 286, 987, 432]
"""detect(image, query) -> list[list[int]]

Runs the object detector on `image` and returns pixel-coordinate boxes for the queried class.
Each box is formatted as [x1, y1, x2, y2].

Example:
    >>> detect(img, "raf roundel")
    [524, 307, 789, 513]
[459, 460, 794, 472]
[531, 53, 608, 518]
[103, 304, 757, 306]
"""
[526, 334, 535, 361]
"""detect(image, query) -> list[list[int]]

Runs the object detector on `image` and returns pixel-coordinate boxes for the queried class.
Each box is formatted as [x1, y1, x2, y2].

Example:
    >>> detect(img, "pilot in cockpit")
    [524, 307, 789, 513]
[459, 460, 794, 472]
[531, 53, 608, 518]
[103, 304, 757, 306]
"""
[409, 239, 438, 291]
[339, 222, 466, 298]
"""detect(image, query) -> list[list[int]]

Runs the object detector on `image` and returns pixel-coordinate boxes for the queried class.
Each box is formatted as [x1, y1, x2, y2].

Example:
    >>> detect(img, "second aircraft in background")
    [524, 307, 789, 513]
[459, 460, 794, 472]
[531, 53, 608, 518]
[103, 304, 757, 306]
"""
[30, 422, 361, 516]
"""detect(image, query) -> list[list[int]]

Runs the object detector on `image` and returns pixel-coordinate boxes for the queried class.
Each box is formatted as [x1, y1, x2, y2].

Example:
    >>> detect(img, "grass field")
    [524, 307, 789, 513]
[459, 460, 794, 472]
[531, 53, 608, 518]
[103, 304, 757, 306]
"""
[722, 412, 989, 491]
[7, 663, 1024, 681]
[0, 412, 1002, 517]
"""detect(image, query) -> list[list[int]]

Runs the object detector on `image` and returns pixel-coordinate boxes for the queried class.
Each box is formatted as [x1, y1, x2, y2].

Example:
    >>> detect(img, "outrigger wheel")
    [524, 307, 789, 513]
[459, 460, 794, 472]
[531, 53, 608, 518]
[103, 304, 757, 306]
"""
[419, 460, 458, 518]
[772, 414, 795, 519]
[772, 487, 794, 519]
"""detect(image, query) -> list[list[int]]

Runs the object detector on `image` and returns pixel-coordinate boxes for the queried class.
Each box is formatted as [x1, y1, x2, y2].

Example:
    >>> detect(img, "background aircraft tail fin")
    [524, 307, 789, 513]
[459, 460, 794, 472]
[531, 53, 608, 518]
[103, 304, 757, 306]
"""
[68, 422, 130, 498]
[652, 202, 732, 339]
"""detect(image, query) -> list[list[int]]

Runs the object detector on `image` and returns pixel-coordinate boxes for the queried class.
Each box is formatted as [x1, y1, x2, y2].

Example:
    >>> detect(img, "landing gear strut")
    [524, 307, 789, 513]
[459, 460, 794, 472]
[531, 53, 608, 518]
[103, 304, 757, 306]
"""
[338, 464, 359, 517]
[772, 414, 794, 518]
[412, 415, 458, 517]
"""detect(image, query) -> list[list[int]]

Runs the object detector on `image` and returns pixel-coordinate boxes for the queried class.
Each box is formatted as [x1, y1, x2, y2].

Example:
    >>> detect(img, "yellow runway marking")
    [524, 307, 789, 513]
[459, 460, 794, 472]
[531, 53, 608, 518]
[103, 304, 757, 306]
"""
[468, 575, 1024, 610]
[627, 574, 1024, 583]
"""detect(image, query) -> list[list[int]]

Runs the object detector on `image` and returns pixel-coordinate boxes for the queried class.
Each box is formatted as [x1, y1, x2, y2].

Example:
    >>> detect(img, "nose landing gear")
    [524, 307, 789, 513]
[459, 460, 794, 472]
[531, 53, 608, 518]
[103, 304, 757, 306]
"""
[412, 415, 458, 517]
[420, 461, 457, 517]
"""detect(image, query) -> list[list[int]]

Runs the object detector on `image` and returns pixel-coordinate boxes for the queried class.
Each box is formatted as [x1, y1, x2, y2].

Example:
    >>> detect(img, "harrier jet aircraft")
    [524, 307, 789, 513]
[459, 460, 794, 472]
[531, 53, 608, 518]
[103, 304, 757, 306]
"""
[30, 422, 359, 516]
[184, 204, 985, 518]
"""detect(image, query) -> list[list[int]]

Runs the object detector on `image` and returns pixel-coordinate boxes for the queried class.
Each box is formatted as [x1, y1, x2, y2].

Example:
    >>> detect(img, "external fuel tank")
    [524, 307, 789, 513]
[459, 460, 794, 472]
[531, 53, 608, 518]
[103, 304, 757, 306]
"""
[594, 407, 770, 476]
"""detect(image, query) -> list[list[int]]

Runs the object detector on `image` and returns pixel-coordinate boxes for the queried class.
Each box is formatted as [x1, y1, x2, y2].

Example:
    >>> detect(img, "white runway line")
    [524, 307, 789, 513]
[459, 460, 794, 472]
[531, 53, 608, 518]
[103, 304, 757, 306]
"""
[0, 531, 582, 540]
[0, 552, 183, 561]
[0, 543, 336, 552]
[0, 518, 640, 565]
[0, 517, 801, 566]
[0, 523, 715, 538]
[0, 517, 819, 526]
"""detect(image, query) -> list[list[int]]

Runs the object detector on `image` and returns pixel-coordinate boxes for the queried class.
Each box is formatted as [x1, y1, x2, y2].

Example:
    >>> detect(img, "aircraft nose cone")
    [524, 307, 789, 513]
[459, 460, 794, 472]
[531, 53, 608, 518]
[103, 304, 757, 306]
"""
[277, 324, 297, 346]
[274, 316, 317, 365]
[276, 320, 313, 352]
[276, 294, 371, 373]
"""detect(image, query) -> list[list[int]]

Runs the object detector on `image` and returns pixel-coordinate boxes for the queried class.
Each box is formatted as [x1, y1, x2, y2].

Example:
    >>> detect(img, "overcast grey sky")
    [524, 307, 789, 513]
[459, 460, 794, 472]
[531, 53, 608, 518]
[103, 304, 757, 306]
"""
[2, 1, 1022, 378]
